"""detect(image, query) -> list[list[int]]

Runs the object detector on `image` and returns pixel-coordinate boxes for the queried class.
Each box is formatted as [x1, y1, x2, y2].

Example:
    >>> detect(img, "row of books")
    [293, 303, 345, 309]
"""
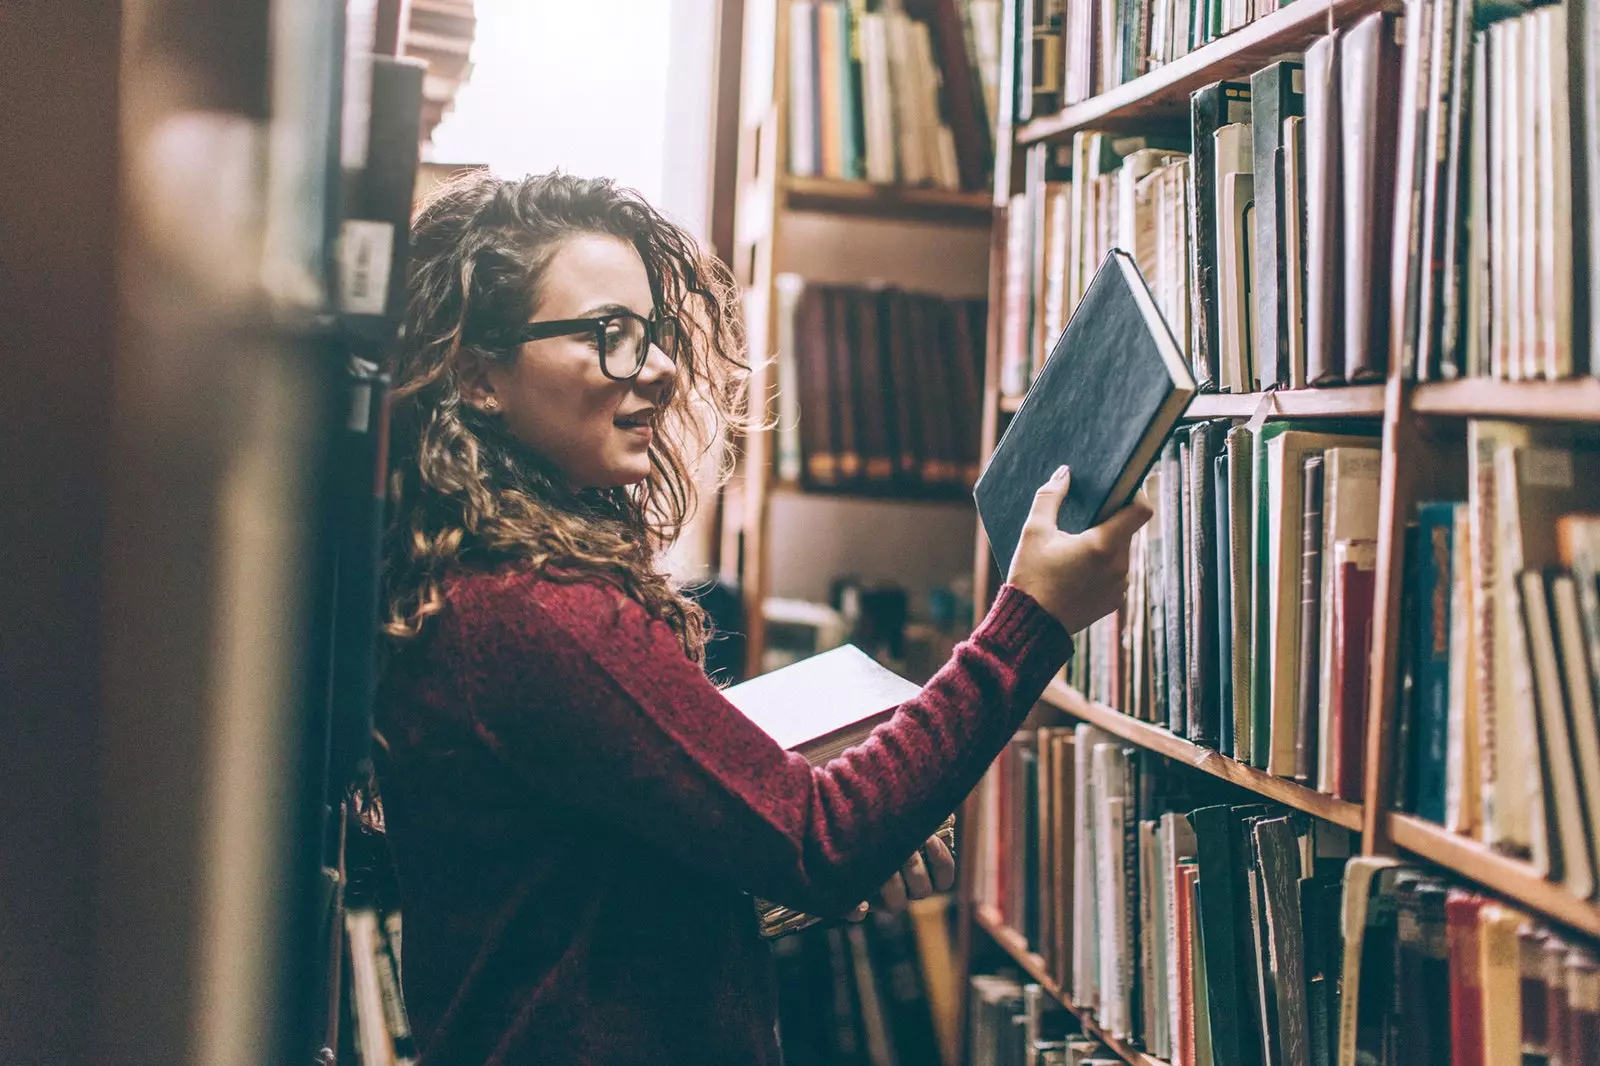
[1065, 418, 1383, 798]
[970, 726, 1356, 1062]
[967, 975, 1122, 1065]
[787, 0, 997, 191]
[1016, 0, 1289, 118]
[772, 898, 959, 1066]
[970, 727, 1600, 1064]
[1000, 0, 1600, 402]
[774, 275, 986, 494]
[1392, 0, 1598, 382]
[1338, 858, 1600, 1066]
[1393, 423, 1600, 893]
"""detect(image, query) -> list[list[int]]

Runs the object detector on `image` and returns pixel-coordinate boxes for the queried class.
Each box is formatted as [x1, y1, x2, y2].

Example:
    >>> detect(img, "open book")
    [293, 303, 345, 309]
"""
[723, 645, 957, 937]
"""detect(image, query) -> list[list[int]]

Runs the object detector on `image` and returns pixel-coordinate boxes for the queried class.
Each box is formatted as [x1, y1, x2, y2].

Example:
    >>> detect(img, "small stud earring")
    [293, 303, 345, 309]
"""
[483, 397, 498, 412]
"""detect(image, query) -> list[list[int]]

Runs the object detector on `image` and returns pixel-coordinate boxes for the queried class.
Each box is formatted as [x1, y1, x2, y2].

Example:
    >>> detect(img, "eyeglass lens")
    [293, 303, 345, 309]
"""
[600, 315, 678, 378]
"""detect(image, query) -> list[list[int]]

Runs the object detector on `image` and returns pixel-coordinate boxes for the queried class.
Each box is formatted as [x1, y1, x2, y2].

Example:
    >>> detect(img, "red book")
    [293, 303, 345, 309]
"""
[1447, 889, 1486, 1066]
[1329, 539, 1377, 801]
[1177, 861, 1199, 1066]
[1565, 945, 1600, 1064]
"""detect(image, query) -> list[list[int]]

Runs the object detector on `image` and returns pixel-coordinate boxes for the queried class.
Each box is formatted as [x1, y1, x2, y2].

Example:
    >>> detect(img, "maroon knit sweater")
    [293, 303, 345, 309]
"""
[374, 567, 1072, 1065]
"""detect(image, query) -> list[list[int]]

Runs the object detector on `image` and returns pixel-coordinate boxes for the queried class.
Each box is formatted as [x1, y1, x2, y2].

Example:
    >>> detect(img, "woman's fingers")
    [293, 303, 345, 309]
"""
[877, 871, 909, 913]
[899, 849, 934, 901]
[922, 833, 956, 893]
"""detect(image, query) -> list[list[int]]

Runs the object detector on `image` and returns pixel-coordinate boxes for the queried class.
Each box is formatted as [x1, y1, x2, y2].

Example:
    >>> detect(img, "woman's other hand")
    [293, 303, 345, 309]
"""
[1007, 465, 1153, 634]
[846, 831, 958, 920]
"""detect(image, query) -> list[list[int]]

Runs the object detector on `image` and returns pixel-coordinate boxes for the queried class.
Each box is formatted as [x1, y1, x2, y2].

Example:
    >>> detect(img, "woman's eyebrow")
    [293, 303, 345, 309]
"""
[577, 301, 647, 318]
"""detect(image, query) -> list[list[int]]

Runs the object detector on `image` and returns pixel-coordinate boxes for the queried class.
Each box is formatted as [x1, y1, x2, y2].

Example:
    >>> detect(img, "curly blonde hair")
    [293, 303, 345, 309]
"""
[383, 171, 747, 661]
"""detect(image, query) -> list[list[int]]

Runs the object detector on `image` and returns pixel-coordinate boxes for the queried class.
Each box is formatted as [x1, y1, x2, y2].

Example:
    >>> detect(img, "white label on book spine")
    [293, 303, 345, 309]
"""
[339, 219, 394, 316]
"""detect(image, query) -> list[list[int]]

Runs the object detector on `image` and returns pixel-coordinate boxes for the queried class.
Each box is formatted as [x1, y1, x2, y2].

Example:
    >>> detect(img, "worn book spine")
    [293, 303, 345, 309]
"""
[1250, 61, 1306, 391]
[1189, 81, 1253, 391]
[1191, 421, 1226, 749]
[1256, 817, 1312, 1066]
[1227, 425, 1255, 762]
[1340, 10, 1404, 383]
[1215, 450, 1235, 759]
[1330, 540, 1378, 802]
[1163, 435, 1190, 736]
[1294, 453, 1326, 785]
[1388, 0, 1436, 383]
[1180, 430, 1201, 739]
[1410, 502, 1457, 823]
[1303, 33, 1345, 386]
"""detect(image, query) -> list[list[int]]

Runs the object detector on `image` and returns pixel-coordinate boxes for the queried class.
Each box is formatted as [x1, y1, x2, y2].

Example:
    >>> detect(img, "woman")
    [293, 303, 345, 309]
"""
[375, 170, 1150, 1065]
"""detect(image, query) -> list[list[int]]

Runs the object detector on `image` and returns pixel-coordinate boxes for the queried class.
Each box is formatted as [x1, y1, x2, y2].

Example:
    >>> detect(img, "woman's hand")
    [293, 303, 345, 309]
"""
[846, 832, 957, 921]
[1007, 465, 1153, 634]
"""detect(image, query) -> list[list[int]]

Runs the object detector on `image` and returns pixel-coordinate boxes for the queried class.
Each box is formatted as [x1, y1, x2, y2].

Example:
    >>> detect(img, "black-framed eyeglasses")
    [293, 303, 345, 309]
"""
[504, 311, 682, 381]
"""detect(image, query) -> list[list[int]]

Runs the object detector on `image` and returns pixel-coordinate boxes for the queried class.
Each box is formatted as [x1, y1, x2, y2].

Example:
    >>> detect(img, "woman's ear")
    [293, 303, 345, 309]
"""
[455, 347, 500, 414]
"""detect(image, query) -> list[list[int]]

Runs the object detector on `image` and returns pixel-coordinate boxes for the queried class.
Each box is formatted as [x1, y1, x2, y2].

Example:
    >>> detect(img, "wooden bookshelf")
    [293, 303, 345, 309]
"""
[783, 176, 995, 224]
[1410, 377, 1600, 422]
[1388, 814, 1600, 940]
[1039, 678, 1366, 831]
[975, 905, 1172, 1066]
[1016, 0, 1390, 142]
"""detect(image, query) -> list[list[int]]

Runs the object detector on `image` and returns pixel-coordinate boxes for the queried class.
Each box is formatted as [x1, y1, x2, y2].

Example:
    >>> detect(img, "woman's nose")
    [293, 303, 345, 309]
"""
[635, 339, 678, 394]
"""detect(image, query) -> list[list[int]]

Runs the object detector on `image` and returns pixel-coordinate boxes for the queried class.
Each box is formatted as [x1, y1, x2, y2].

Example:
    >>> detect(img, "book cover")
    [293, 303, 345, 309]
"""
[1214, 450, 1235, 760]
[1328, 540, 1378, 803]
[1162, 436, 1190, 737]
[722, 643, 919, 761]
[1226, 425, 1255, 761]
[976, 249, 1195, 569]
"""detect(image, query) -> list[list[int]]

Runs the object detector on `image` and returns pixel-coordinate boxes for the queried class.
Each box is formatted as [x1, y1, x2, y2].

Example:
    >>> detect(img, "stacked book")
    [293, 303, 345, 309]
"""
[1394, 423, 1600, 895]
[787, 0, 996, 191]
[1061, 415, 1382, 796]
[1337, 858, 1600, 1065]
[970, 727, 1357, 1062]
[771, 901, 958, 1066]
[1389, 0, 1598, 382]
[774, 275, 986, 495]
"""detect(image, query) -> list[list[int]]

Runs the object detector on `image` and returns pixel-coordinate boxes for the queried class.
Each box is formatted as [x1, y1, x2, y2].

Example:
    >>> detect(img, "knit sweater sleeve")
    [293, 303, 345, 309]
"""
[442, 572, 1073, 918]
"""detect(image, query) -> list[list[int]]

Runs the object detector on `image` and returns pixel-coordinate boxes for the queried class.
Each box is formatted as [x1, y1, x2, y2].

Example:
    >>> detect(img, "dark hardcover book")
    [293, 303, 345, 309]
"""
[1249, 61, 1306, 391]
[1390, 0, 1435, 383]
[1301, 876, 1343, 1066]
[1162, 435, 1190, 736]
[823, 288, 864, 483]
[1189, 420, 1228, 749]
[1303, 33, 1345, 386]
[1256, 816, 1312, 1066]
[1294, 453, 1326, 786]
[1240, 811, 1275, 1066]
[1408, 502, 1456, 824]
[1179, 430, 1197, 736]
[1392, 523, 1420, 816]
[796, 285, 840, 488]
[1339, 10, 1404, 384]
[949, 300, 988, 483]
[1330, 540, 1378, 802]
[849, 291, 896, 484]
[1354, 869, 1413, 1064]
[825, 925, 870, 1065]
[1021, 743, 1040, 945]
[909, 293, 956, 487]
[1227, 425, 1255, 761]
[976, 250, 1196, 569]
[1189, 80, 1254, 392]
[1215, 450, 1235, 759]
[1190, 804, 1269, 1066]
[880, 290, 924, 483]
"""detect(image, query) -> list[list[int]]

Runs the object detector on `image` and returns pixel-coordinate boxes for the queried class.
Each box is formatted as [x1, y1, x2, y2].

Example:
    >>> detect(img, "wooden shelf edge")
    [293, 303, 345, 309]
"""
[1039, 679, 1366, 831]
[1387, 813, 1600, 939]
[1017, 0, 1392, 141]
[1410, 377, 1600, 422]
[781, 176, 994, 224]
[974, 905, 1171, 1066]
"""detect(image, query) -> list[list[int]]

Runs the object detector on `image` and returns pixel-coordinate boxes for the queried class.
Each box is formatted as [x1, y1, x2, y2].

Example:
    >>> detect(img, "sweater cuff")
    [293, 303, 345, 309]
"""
[970, 584, 1074, 676]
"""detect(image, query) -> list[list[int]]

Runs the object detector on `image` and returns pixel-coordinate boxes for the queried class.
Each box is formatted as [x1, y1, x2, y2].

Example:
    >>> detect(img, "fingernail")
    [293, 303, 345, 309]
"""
[1053, 464, 1069, 481]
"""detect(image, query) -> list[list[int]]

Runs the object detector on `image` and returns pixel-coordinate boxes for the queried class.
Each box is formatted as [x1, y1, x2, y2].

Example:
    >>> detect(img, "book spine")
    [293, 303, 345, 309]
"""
[1411, 502, 1458, 824]
[1304, 33, 1346, 386]
[1294, 453, 1326, 785]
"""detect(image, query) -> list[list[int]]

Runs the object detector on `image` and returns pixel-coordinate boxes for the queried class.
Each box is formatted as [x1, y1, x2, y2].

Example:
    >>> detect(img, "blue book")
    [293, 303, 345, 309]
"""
[1409, 501, 1458, 824]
